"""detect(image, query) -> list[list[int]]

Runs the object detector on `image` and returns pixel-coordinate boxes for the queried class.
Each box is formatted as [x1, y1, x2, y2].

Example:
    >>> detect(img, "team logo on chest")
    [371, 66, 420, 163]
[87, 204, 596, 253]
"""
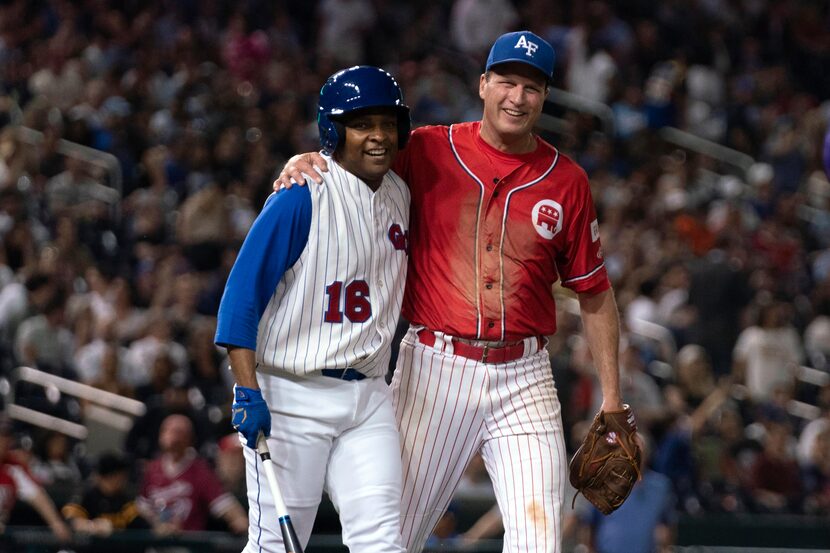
[388, 223, 409, 251]
[532, 199, 563, 240]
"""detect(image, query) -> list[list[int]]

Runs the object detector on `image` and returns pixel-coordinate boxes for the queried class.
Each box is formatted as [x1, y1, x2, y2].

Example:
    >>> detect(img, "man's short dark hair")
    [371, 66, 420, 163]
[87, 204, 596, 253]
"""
[97, 452, 130, 476]
[24, 273, 51, 292]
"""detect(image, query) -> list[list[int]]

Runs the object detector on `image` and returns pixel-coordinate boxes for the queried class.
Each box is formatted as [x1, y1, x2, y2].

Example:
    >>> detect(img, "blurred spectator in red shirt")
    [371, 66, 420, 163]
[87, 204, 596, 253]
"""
[136, 414, 247, 534]
[747, 420, 804, 513]
[0, 419, 71, 542]
[801, 427, 830, 515]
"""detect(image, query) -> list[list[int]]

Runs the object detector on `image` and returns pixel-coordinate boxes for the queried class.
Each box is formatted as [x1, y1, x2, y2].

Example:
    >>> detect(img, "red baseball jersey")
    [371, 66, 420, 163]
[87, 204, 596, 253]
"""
[393, 121, 608, 341]
[138, 452, 236, 531]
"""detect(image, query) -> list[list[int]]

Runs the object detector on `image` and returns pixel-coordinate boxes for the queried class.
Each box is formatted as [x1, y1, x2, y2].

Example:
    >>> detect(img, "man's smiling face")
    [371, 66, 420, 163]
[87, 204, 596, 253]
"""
[478, 62, 548, 151]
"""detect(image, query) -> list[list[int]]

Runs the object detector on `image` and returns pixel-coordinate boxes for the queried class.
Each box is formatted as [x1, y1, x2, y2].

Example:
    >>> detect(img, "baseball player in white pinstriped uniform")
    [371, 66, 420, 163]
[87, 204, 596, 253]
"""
[276, 31, 632, 553]
[215, 66, 411, 553]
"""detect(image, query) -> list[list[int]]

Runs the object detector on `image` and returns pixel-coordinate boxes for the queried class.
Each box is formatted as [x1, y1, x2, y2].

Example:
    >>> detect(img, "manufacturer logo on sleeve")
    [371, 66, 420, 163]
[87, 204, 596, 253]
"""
[532, 200, 563, 240]
[591, 219, 599, 242]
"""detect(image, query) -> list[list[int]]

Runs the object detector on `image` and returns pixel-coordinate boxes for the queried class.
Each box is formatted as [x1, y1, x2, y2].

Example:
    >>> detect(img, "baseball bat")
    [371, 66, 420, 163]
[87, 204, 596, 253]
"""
[256, 433, 304, 553]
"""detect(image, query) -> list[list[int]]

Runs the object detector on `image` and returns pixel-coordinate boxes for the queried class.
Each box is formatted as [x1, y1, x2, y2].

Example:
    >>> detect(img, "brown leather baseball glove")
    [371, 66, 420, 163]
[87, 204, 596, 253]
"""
[568, 405, 642, 515]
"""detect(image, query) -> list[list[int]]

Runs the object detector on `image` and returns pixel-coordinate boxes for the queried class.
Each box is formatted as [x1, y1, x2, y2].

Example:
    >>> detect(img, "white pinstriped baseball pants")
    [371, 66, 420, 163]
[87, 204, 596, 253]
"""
[391, 326, 568, 553]
[242, 371, 404, 553]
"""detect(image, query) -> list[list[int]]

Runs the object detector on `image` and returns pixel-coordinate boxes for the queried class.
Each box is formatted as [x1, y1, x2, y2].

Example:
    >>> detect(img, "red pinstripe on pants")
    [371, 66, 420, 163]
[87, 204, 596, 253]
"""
[391, 326, 567, 552]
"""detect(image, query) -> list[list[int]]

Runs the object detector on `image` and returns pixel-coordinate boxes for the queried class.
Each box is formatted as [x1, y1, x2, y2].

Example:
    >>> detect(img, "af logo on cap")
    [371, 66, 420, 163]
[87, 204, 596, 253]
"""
[532, 199, 563, 239]
[515, 34, 539, 57]
[486, 31, 554, 82]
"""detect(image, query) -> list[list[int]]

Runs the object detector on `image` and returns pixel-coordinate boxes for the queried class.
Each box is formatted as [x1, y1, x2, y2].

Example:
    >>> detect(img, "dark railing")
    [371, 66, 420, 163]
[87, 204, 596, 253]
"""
[676, 513, 830, 550]
[5, 515, 830, 553]
[0, 527, 507, 552]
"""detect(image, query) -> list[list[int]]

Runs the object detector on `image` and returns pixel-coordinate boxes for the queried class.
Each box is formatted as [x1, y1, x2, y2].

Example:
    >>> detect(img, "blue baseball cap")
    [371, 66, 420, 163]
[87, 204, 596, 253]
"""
[485, 31, 555, 83]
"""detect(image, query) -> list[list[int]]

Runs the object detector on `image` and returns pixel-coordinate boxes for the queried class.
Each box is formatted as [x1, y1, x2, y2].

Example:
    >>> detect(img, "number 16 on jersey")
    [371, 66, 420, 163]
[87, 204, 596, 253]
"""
[324, 280, 371, 323]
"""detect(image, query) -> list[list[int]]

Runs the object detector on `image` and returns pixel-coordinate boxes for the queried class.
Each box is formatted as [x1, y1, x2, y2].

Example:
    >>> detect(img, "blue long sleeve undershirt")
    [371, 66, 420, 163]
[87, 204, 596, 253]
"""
[214, 185, 312, 350]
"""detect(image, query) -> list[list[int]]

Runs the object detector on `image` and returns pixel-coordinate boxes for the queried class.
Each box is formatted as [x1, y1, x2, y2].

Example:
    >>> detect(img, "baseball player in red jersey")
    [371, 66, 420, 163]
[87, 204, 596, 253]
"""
[276, 31, 630, 553]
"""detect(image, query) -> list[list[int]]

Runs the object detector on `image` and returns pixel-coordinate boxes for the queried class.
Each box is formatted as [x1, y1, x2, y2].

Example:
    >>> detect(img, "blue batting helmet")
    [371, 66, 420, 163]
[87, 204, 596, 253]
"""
[317, 66, 411, 155]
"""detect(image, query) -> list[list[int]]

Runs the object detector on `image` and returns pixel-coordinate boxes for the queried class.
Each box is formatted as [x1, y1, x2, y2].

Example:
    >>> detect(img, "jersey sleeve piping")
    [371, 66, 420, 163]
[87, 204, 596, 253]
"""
[560, 262, 606, 284]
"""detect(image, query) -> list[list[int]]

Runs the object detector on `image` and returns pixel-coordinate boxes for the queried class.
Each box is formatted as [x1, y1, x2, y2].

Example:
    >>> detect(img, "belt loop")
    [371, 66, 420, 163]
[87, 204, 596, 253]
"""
[435, 331, 454, 355]
[523, 336, 537, 357]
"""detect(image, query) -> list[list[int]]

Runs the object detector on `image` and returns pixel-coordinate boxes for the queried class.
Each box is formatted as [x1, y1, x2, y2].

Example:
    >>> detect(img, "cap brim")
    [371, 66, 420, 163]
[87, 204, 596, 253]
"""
[487, 59, 552, 83]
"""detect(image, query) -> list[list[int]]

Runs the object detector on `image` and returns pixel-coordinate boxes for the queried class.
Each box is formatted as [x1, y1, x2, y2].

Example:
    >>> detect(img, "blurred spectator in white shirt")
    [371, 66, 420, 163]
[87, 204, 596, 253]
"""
[733, 301, 803, 402]
[450, 0, 518, 59]
[317, 0, 377, 66]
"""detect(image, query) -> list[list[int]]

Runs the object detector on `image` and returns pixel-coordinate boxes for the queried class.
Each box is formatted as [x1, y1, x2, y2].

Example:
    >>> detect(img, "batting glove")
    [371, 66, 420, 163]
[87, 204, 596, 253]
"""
[232, 386, 271, 449]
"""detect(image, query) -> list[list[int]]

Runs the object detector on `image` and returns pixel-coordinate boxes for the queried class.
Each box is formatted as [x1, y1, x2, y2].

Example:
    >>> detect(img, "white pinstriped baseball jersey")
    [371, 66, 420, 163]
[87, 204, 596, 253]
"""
[217, 154, 410, 553]
[231, 155, 409, 378]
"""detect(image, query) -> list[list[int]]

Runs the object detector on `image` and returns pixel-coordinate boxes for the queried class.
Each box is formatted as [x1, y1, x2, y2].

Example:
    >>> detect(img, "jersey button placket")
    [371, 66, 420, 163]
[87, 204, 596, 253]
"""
[370, 196, 382, 334]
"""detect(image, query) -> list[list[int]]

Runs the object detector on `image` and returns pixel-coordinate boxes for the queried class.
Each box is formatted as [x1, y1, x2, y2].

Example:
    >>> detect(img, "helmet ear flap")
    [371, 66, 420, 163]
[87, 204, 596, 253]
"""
[331, 120, 345, 153]
[318, 115, 345, 155]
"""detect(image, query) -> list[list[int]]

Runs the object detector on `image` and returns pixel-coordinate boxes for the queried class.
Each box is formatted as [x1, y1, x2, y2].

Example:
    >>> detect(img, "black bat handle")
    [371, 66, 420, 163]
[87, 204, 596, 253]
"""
[280, 516, 304, 553]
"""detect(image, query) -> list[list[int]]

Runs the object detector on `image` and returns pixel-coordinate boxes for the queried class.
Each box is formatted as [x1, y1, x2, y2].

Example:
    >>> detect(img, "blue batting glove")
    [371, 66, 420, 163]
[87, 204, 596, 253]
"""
[232, 386, 271, 449]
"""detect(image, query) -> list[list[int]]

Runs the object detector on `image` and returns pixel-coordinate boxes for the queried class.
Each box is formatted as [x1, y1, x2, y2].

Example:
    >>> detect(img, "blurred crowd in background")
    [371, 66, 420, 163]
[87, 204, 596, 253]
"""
[0, 0, 829, 550]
